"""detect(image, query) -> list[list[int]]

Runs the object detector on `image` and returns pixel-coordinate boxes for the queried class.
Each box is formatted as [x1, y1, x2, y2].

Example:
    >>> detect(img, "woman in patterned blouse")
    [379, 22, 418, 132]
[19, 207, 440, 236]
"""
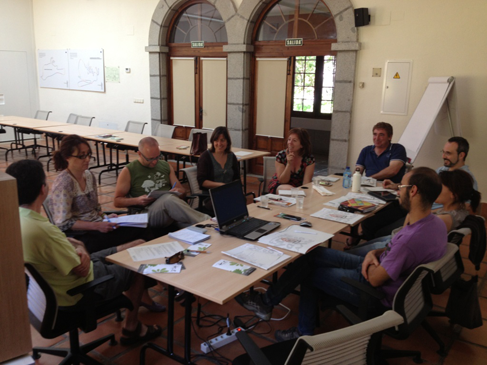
[268, 128, 315, 194]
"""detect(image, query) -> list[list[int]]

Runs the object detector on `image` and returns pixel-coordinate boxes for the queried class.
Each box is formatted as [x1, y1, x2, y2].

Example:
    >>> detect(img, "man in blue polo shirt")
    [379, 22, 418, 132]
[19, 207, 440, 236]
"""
[356, 122, 407, 183]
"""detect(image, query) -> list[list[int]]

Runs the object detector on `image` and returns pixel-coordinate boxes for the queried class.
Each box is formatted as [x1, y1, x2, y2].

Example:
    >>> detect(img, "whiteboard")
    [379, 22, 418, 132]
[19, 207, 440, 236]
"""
[37, 49, 105, 92]
[398, 77, 455, 163]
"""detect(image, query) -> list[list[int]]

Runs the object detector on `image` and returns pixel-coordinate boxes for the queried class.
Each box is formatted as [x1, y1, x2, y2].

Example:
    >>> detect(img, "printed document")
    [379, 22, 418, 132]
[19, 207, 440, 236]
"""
[311, 208, 363, 225]
[258, 226, 333, 254]
[128, 241, 185, 262]
[103, 213, 148, 228]
[222, 243, 290, 270]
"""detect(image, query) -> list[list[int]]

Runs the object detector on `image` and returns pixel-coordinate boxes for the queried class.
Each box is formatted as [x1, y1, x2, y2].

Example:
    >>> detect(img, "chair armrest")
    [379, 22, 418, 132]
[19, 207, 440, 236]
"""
[103, 210, 128, 215]
[236, 331, 273, 365]
[336, 304, 363, 325]
[341, 277, 385, 300]
[67, 274, 114, 296]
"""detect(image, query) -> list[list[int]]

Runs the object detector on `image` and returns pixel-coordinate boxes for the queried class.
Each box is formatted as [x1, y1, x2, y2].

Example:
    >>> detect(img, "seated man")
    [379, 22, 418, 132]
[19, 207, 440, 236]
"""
[114, 136, 210, 229]
[355, 122, 407, 183]
[236, 167, 447, 342]
[7, 159, 161, 346]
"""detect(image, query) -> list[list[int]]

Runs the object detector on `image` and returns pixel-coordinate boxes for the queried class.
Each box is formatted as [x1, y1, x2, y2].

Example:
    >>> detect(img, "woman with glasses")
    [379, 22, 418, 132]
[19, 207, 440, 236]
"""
[49, 135, 152, 253]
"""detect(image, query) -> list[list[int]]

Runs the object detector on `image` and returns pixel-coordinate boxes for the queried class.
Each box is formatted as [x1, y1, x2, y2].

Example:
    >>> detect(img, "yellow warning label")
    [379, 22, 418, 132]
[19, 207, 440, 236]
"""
[393, 72, 400, 79]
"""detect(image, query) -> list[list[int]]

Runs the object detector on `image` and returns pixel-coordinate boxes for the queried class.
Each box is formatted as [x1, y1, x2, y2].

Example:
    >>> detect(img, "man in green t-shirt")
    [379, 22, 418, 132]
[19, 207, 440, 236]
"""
[114, 136, 210, 229]
[7, 159, 161, 346]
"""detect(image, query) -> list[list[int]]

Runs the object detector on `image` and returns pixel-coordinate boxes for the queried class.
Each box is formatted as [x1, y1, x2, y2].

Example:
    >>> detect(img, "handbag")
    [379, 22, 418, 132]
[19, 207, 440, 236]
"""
[190, 132, 208, 156]
[445, 275, 482, 329]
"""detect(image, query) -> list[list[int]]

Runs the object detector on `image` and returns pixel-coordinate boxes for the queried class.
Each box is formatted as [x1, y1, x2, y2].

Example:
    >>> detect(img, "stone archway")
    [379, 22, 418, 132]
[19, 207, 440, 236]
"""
[146, 0, 359, 172]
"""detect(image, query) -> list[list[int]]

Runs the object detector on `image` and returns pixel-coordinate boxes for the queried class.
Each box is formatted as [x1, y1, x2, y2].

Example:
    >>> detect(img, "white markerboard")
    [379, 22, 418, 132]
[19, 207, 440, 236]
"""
[38, 49, 105, 92]
[398, 77, 455, 163]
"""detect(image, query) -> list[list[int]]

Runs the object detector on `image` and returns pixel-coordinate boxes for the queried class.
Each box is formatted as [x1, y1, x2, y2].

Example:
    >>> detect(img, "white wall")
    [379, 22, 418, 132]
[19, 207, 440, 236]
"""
[349, 0, 487, 197]
[0, 0, 38, 126]
[33, 0, 159, 131]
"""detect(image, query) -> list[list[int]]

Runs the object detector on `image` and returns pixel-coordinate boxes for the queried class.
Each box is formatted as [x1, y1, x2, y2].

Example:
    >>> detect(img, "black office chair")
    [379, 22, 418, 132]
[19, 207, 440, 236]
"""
[25, 263, 133, 365]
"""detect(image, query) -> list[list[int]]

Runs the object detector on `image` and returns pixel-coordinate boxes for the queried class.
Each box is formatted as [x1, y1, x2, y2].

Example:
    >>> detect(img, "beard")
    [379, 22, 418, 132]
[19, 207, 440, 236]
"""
[399, 191, 411, 212]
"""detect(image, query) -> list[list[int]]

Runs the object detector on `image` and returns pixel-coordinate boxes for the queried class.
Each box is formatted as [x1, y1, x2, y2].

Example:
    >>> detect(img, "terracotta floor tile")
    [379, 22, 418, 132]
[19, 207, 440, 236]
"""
[458, 319, 487, 346]
[444, 340, 487, 365]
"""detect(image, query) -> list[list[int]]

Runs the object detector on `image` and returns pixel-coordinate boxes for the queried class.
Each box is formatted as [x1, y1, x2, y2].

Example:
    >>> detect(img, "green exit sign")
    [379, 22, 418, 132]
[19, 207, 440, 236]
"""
[191, 41, 205, 48]
[285, 38, 303, 46]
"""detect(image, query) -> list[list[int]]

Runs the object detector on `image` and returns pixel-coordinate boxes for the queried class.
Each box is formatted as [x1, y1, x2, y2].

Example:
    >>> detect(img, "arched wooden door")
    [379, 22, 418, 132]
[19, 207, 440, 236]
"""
[250, 0, 337, 175]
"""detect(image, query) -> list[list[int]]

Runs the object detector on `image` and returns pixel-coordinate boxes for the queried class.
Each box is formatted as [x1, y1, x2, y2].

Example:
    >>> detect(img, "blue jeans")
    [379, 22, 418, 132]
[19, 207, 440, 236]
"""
[347, 235, 391, 257]
[264, 247, 376, 335]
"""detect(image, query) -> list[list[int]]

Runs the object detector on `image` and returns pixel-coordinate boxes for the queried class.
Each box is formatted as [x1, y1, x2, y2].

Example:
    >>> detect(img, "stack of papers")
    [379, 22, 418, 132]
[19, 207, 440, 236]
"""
[255, 194, 295, 207]
[222, 243, 290, 270]
[103, 213, 148, 228]
[311, 208, 364, 225]
[168, 228, 210, 244]
[316, 175, 340, 182]
[258, 226, 333, 254]
[313, 184, 334, 196]
[279, 190, 306, 197]
[127, 241, 185, 262]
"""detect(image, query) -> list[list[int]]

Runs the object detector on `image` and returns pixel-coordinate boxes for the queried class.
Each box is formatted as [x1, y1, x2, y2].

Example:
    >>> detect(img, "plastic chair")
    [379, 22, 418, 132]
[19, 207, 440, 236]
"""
[156, 123, 176, 138]
[181, 166, 211, 213]
[25, 263, 133, 365]
[75, 115, 94, 126]
[233, 310, 404, 365]
[258, 156, 276, 196]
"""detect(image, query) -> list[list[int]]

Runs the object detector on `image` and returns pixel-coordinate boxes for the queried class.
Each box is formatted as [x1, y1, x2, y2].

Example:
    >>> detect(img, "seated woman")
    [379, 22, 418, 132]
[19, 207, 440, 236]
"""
[197, 126, 240, 191]
[349, 169, 481, 256]
[49, 135, 164, 312]
[268, 128, 315, 194]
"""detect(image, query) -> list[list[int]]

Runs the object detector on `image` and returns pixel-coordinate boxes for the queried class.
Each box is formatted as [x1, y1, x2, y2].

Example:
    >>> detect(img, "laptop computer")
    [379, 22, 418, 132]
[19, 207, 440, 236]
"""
[209, 180, 281, 241]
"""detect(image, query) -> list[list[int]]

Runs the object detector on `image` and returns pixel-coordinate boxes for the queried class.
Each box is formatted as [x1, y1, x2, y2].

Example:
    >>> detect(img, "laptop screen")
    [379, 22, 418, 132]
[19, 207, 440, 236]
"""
[210, 180, 248, 228]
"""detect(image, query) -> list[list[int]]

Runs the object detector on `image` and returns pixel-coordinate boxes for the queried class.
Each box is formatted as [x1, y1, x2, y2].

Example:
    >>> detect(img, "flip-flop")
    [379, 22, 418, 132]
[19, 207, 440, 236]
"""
[120, 322, 162, 346]
[141, 300, 166, 312]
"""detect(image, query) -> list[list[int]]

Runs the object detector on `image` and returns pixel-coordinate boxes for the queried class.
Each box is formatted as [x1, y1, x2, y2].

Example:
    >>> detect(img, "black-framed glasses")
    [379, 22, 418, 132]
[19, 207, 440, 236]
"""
[165, 251, 184, 264]
[70, 152, 92, 160]
[140, 151, 162, 163]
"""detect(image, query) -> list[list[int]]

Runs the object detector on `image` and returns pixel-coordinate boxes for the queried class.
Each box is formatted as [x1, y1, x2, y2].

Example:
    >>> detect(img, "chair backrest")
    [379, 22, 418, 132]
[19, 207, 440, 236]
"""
[24, 263, 58, 338]
[125, 121, 147, 134]
[389, 265, 433, 339]
[260, 156, 276, 195]
[182, 166, 203, 208]
[286, 310, 404, 365]
[35, 110, 51, 120]
[188, 128, 213, 141]
[42, 196, 55, 225]
[156, 124, 176, 138]
[66, 113, 78, 124]
[425, 243, 463, 294]
[76, 115, 94, 126]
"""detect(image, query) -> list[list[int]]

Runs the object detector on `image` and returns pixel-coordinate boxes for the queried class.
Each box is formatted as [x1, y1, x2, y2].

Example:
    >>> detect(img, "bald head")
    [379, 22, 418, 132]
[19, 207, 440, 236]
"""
[138, 136, 159, 151]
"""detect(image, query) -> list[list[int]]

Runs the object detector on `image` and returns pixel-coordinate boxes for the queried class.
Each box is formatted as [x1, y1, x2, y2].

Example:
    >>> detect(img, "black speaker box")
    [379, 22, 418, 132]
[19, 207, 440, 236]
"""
[354, 8, 370, 27]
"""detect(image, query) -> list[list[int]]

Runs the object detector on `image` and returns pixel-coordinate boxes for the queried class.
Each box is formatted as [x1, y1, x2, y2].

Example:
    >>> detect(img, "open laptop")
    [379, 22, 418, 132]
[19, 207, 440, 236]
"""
[209, 180, 280, 241]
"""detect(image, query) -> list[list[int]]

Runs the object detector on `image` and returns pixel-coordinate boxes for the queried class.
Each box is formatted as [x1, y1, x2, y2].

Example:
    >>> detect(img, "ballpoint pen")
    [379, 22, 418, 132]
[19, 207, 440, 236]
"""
[172, 181, 177, 189]
[257, 206, 270, 210]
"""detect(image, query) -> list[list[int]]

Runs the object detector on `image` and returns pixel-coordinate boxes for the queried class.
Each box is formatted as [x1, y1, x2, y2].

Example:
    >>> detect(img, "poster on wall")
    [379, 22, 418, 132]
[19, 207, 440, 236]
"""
[37, 49, 105, 92]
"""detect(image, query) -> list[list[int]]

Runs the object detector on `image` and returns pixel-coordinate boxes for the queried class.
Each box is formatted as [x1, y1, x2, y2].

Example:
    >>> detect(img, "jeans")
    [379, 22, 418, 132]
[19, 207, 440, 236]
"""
[264, 247, 377, 335]
[347, 235, 391, 257]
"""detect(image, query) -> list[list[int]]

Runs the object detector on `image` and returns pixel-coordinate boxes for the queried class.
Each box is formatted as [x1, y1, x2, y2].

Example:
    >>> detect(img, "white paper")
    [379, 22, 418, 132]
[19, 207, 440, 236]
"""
[234, 151, 253, 157]
[222, 243, 290, 270]
[316, 175, 340, 182]
[142, 263, 182, 274]
[103, 213, 148, 228]
[361, 177, 377, 187]
[313, 185, 334, 196]
[168, 228, 210, 244]
[279, 190, 306, 197]
[258, 226, 333, 254]
[212, 259, 256, 275]
[127, 241, 185, 262]
[310, 208, 363, 225]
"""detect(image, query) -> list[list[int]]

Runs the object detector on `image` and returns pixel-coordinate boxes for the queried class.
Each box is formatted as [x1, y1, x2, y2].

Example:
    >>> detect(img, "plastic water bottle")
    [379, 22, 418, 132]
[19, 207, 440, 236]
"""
[343, 167, 352, 188]
[352, 168, 362, 193]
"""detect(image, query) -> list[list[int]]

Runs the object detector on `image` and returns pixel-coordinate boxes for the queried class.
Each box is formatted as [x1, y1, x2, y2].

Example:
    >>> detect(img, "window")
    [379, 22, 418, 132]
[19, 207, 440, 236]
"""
[293, 55, 336, 118]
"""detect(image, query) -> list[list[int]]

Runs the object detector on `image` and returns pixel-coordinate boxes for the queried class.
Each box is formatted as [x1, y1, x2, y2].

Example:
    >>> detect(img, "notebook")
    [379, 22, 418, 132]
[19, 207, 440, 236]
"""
[209, 180, 281, 241]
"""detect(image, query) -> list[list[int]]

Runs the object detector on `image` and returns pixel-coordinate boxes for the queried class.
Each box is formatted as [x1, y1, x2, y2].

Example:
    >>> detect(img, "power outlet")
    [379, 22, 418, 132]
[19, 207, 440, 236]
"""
[200, 327, 244, 353]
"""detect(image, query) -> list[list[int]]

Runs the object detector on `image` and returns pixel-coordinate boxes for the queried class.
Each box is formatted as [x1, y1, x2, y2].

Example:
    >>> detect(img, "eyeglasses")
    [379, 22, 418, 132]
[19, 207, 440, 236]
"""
[165, 251, 184, 264]
[140, 151, 162, 163]
[440, 150, 453, 157]
[397, 185, 412, 189]
[70, 152, 92, 160]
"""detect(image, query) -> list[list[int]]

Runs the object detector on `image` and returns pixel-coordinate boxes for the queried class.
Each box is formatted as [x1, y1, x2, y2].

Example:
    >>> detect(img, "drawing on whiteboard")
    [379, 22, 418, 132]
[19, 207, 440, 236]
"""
[40, 58, 66, 80]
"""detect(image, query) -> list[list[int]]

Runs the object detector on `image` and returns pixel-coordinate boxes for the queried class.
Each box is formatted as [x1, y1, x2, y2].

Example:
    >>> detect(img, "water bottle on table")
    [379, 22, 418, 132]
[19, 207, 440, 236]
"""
[343, 166, 352, 188]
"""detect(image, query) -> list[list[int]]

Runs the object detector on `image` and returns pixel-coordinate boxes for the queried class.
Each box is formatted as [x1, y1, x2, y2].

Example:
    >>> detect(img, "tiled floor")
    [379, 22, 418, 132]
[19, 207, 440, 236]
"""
[2, 140, 487, 365]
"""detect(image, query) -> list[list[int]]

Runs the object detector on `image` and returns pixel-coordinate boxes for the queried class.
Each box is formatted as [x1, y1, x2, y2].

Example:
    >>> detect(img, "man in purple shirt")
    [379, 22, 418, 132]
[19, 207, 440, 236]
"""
[236, 167, 447, 342]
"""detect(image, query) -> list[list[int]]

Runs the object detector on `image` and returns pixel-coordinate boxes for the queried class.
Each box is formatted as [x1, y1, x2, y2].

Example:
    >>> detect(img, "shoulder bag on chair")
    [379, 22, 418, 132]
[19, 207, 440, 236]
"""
[445, 275, 483, 329]
[190, 132, 208, 156]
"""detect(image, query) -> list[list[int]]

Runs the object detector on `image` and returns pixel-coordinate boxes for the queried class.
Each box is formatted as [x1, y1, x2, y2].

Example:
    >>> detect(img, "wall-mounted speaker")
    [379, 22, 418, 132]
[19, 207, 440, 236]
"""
[355, 8, 370, 27]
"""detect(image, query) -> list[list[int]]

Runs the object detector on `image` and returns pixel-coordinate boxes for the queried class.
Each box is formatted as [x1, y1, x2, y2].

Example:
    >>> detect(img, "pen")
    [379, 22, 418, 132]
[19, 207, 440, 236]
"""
[104, 214, 111, 222]
[257, 206, 270, 210]
[171, 181, 177, 189]
[186, 250, 208, 254]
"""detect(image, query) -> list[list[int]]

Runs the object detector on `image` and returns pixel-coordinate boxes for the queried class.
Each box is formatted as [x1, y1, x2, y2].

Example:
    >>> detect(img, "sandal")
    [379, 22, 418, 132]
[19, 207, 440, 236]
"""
[120, 322, 162, 346]
[141, 300, 166, 312]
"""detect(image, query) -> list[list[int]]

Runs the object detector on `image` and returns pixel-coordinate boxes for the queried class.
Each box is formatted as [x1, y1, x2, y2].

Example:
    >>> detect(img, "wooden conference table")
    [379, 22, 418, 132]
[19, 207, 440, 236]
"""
[106, 178, 387, 364]
[0, 116, 269, 190]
